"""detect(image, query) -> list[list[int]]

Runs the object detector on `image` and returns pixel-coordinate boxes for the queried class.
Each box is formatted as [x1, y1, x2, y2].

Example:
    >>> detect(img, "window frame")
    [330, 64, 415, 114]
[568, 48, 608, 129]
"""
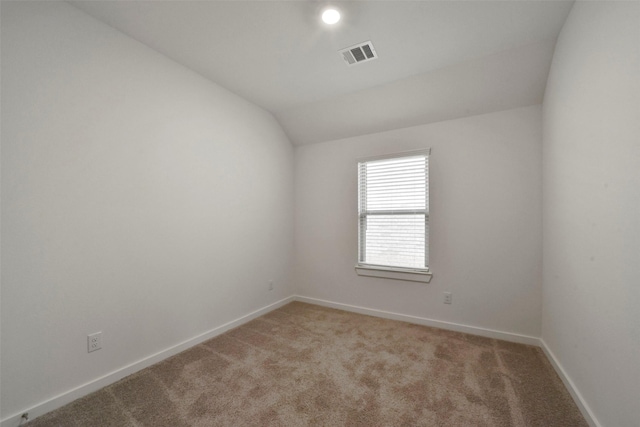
[355, 149, 432, 283]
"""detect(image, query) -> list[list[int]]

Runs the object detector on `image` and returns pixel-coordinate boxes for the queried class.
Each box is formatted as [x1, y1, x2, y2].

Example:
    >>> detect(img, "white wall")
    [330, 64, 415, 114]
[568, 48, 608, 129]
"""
[1, 1, 294, 420]
[295, 105, 542, 338]
[278, 40, 555, 146]
[542, 2, 640, 426]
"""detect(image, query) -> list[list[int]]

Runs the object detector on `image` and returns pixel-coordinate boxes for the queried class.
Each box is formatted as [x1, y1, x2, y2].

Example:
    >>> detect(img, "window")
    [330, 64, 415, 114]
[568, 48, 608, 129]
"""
[356, 149, 432, 283]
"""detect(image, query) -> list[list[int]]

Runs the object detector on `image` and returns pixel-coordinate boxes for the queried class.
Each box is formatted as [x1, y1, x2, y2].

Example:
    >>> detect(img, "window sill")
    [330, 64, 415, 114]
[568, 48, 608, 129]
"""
[355, 265, 432, 283]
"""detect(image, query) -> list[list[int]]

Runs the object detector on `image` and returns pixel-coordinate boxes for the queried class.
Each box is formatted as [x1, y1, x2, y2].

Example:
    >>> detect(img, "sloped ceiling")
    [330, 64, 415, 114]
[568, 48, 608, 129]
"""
[70, 0, 574, 145]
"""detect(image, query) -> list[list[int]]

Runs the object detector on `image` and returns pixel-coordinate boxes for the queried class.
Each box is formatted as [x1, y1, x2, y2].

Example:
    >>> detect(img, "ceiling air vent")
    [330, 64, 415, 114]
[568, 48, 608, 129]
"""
[339, 41, 378, 66]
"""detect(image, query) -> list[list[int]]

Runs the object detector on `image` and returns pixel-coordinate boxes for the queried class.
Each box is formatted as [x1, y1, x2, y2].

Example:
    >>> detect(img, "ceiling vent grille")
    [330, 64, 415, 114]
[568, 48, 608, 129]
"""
[339, 41, 378, 66]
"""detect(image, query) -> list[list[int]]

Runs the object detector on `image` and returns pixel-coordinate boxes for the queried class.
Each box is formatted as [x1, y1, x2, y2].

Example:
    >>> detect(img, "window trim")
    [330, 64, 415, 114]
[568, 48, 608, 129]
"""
[355, 264, 433, 283]
[355, 148, 432, 283]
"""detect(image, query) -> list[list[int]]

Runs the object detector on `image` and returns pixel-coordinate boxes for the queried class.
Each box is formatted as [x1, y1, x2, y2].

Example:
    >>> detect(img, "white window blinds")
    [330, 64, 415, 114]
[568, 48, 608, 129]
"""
[358, 150, 430, 271]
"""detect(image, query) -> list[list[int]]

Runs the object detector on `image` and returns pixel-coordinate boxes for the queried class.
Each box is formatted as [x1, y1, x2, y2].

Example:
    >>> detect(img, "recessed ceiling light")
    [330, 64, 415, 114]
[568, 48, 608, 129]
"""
[322, 9, 340, 25]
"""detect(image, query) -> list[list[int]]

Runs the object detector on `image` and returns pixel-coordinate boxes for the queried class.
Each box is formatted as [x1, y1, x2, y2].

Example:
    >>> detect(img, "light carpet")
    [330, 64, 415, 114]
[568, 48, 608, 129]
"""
[27, 302, 588, 426]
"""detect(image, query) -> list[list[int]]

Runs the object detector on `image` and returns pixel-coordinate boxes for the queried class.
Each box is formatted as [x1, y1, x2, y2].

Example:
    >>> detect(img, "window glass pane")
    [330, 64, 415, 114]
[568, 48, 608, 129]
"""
[365, 156, 426, 211]
[363, 214, 425, 269]
[358, 152, 429, 271]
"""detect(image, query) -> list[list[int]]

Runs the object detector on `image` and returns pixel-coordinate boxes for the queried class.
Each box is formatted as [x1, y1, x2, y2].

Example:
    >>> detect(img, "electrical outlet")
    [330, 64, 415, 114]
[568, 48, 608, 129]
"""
[268, 280, 274, 291]
[88, 332, 102, 353]
[443, 292, 452, 304]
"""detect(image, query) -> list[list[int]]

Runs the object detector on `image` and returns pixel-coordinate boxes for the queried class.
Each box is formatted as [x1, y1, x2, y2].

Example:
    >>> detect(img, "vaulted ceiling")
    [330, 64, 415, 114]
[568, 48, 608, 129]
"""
[70, 1, 574, 145]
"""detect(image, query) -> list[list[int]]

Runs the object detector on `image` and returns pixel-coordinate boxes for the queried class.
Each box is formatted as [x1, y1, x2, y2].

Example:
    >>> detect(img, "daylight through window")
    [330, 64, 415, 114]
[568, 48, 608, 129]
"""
[358, 150, 430, 272]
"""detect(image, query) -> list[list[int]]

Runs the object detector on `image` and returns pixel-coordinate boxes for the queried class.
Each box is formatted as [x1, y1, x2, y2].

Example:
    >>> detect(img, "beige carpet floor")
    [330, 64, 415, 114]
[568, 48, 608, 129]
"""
[27, 302, 588, 426]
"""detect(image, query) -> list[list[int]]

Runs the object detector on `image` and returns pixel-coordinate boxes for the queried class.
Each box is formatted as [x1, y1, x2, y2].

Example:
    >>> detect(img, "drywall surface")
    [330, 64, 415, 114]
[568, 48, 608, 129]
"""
[278, 41, 554, 146]
[1, 1, 293, 419]
[295, 106, 543, 337]
[541, 2, 640, 426]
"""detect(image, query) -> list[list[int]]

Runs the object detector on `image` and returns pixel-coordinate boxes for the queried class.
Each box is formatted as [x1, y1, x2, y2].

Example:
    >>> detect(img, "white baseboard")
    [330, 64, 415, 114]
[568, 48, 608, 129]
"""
[296, 296, 601, 427]
[295, 296, 601, 427]
[0, 296, 295, 427]
[294, 295, 540, 346]
[3, 295, 600, 427]
[539, 339, 601, 427]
